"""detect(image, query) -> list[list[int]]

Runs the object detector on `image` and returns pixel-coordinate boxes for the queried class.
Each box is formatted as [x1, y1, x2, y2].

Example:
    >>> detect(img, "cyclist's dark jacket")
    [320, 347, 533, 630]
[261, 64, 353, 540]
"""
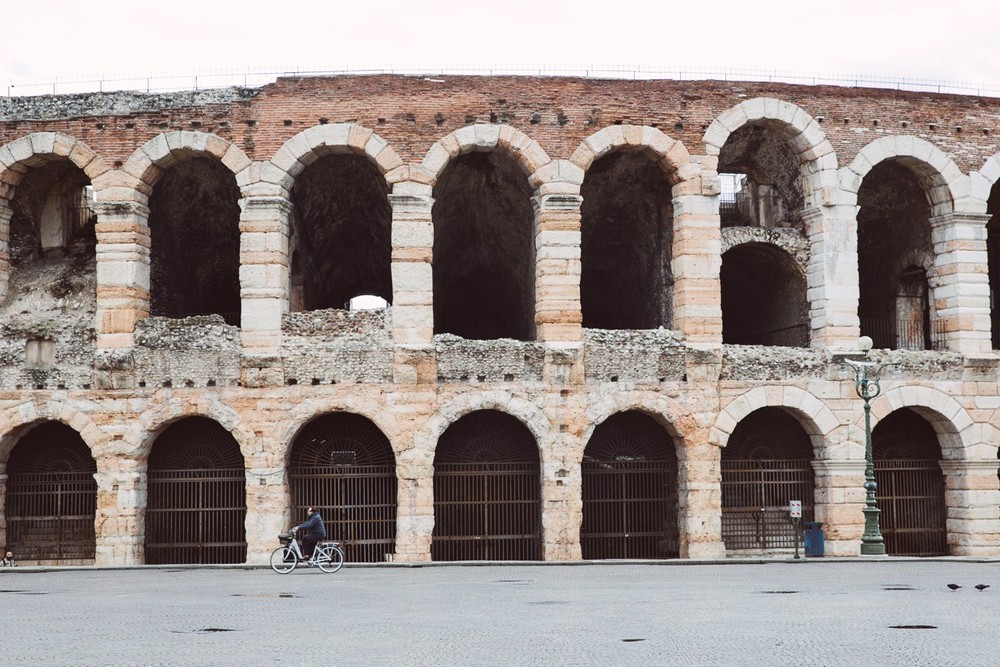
[297, 512, 327, 539]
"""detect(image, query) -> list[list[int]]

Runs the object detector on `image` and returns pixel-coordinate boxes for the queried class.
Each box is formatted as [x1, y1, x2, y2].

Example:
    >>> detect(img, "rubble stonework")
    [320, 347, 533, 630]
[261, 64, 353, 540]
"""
[0, 75, 998, 566]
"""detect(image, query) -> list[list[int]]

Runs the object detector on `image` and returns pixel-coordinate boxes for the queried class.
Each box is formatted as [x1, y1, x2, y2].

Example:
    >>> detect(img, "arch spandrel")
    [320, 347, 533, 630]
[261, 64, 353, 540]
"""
[276, 400, 400, 468]
[421, 125, 552, 189]
[866, 386, 976, 460]
[118, 131, 252, 198]
[710, 386, 839, 454]
[122, 397, 256, 464]
[571, 124, 694, 186]
[0, 400, 108, 466]
[583, 390, 694, 458]
[270, 123, 403, 190]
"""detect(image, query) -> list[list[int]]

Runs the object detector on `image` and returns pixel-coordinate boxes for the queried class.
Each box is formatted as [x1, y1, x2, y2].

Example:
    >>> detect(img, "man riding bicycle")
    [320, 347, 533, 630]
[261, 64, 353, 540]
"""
[293, 506, 326, 559]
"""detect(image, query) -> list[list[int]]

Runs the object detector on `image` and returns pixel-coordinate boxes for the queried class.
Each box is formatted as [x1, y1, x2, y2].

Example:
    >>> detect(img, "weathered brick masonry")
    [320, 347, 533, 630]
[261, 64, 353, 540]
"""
[0, 75, 998, 565]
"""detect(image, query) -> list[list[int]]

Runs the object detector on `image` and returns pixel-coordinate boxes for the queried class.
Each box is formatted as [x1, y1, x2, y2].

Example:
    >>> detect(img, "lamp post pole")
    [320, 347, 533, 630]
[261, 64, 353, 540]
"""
[841, 336, 895, 556]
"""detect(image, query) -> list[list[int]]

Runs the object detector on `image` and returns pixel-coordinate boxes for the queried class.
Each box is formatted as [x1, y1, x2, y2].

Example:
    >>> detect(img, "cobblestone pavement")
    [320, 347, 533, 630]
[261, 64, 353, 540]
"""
[1, 559, 998, 666]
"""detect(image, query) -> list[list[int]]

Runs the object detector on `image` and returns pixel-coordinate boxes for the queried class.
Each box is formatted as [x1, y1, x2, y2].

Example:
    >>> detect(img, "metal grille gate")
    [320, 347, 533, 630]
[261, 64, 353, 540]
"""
[145, 418, 246, 564]
[721, 408, 815, 552]
[5, 422, 96, 563]
[288, 413, 397, 563]
[581, 412, 679, 559]
[872, 413, 948, 556]
[433, 411, 541, 561]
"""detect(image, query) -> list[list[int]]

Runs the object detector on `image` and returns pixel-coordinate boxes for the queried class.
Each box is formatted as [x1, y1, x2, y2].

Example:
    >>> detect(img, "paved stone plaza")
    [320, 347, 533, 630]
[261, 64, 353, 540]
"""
[1, 560, 998, 666]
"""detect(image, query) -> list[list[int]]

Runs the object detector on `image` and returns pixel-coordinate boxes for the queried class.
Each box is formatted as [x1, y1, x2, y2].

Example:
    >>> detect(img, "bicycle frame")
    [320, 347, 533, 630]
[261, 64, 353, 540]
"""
[270, 531, 344, 574]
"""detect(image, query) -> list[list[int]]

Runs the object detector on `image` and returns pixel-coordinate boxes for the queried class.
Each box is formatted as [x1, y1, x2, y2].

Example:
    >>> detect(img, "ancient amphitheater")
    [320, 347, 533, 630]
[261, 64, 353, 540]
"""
[0, 74, 998, 565]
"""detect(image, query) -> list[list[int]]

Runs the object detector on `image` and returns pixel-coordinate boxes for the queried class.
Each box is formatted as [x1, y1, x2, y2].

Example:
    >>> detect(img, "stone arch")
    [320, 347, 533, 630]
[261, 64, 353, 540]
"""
[415, 391, 553, 462]
[867, 386, 976, 460]
[421, 125, 553, 192]
[268, 123, 404, 196]
[710, 386, 840, 458]
[570, 124, 696, 185]
[0, 399, 108, 465]
[583, 390, 694, 460]
[842, 136, 964, 217]
[123, 396, 256, 463]
[100, 131, 253, 203]
[0, 132, 110, 200]
[703, 98, 838, 208]
[277, 398, 401, 466]
[967, 153, 1000, 214]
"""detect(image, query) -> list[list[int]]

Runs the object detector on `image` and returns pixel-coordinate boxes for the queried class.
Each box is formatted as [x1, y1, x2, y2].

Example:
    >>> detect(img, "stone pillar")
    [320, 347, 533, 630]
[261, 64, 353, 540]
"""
[0, 201, 11, 302]
[930, 213, 992, 355]
[678, 438, 725, 558]
[245, 465, 289, 565]
[390, 192, 436, 384]
[94, 471, 145, 566]
[394, 456, 434, 562]
[94, 202, 150, 349]
[534, 194, 582, 344]
[812, 460, 865, 556]
[940, 460, 1000, 556]
[239, 196, 291, 387]
[803, 206, 861, 348]
[671, 171, 722, 345]
[0, 473, 7, 551]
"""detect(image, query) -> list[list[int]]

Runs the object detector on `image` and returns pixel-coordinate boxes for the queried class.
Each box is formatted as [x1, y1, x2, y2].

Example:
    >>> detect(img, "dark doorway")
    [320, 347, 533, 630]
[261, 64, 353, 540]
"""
[5, 422, 96, 563]
[145, 417, 246, 564]
[581, 411, 679, 559]
[288, 413, 397, 563]
[872, 408, 948, 556]
[721, 243, 809, 346]
[722, 408, 815, 552]
[432, 410, 541, 560]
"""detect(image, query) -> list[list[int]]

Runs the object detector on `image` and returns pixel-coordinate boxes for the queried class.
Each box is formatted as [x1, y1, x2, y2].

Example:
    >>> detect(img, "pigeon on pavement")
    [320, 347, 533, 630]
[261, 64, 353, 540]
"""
[975, 584, 990, 591]
[947, 584, 962, 591]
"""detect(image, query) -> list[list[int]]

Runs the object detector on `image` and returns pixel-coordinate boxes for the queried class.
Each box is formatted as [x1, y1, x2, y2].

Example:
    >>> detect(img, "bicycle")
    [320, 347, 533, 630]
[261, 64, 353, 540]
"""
[269, 530, 344, 574]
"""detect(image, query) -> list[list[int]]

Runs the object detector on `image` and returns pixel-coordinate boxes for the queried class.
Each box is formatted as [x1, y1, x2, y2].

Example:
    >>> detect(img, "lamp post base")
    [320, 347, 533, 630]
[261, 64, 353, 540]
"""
[860, 541, 887, 556]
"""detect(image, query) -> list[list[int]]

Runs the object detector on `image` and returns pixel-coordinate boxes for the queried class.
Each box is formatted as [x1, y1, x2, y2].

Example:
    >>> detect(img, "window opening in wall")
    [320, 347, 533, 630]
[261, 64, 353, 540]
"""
[432, 410, 541, 561]
[721, 243, 809, 346]
[5, 422, 97, 564]
[581, 411, 679, 559]
[348, 294, 389, 311]
[719, 173, 749, 227]
[872, 408, 947, 556]
[986, 183, 1000, 349]
[288, 413, 397, 563]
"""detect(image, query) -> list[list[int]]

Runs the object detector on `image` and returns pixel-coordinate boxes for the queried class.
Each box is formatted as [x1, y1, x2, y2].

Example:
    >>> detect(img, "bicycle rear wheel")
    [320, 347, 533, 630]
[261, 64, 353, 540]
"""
[270, 546, 298, 573]
[316, 544, 344, 573]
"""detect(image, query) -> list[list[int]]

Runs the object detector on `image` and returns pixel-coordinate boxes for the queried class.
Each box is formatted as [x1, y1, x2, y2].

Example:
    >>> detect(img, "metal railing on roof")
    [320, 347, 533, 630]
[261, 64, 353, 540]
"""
[5, 65, 1000, 99]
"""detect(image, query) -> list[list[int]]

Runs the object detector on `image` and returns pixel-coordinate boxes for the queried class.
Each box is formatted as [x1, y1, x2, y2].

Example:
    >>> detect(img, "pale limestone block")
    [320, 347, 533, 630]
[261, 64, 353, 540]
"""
[473, 124, 501, 149]
[641, 125, 674, 156]
[453, 125, 477, 151]
[520, 141, 550, 175]
[277, 131, 314, 165]
[911, 136, 934, 164]
[715, 105, 748, 132]
[622, 124, 643, 146]
[496, 124, 518, 149]
[28, 131, 56, 156]
[392, 261, 432, 290]
[141, 134, 175, 169]
[941, 161, 965, 189]
[762, 97, 781, 119]
[775, 100, 798, 125]
[95, 186, 149, 204]
[240, 298, 284, 331]
[204, 133, 230, 161]
[421, 143, 452, 179]
[800, 119, 827, 152]
[535, 229, 580, 248]
[270, 146, 305, 176]
[740, 97, 768, 121]
[7, 136, 36, 164]
[374, 145, 404, 173]
[568, 142, 595, 171]
[0, 144, 22, 170]
[53, 133, 79, 161]
[585, 128, 614, 160]
[302, 124, 328, 151]
[259, 161, 295, 191]
[392, 218, 434, 248]
[665, 141, 691, 174]
[789, 105, 811, 135]
[347, 124, 374, 152]
[392, 304, 434, 330]
[604, 125, 626, 148]
[391, 180, 433, 197]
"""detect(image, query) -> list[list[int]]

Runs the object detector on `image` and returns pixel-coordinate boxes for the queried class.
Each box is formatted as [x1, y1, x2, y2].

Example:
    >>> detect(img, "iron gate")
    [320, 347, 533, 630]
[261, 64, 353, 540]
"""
[433, 411, 541, 561]
[873, 412, 948, 556]
[288, 413, 397, 563]
[721, 460, 815, 550]
[145, 418, 246, 564]
[581, 411, 678, 559]
[4, 422, 96, 563]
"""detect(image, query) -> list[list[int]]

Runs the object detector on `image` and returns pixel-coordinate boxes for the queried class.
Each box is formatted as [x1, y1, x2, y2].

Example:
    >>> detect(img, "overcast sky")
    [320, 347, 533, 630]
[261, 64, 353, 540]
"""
[4, 1, 999, 94]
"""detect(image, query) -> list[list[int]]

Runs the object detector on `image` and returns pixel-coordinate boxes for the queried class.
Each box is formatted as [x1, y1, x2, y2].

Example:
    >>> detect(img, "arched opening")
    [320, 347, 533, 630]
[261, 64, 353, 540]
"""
[722, 407, 815, 553]
[4, 422, 96, 564]
[581, 411, 678, 559]
[145, 417, 246, 564]
[6, 159, 96, 329]
[148, 157, 241, 325]
[986, 181, 1000, 349]
[721, 243, 808, 346]
[857, 161, 940, 350]
[717, 122, 804, 231]
[432, 152, 535, 340]
[872, 408, 948, 556]
[432, 410, 541, 560]
[288, 413, 397, 563]
[580, 149, 673, 329]
[288, 154, 392, 311]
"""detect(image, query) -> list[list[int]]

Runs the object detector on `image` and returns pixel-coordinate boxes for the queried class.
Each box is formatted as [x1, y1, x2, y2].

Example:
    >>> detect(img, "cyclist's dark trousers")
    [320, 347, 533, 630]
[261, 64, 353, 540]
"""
[302, 534, 320, 558]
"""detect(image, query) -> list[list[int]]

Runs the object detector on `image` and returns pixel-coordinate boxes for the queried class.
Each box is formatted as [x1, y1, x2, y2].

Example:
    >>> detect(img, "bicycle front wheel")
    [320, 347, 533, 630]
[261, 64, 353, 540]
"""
[270, 546, 298, 573]
[316, 545, 344, 573]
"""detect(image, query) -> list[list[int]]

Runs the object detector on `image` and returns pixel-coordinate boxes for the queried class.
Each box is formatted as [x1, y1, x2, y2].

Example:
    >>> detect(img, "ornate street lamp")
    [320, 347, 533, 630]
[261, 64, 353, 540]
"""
[840, 336, 897, 556]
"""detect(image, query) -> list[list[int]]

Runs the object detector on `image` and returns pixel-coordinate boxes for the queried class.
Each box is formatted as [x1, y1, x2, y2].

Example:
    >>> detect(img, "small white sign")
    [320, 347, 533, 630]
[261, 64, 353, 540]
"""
[789, 500, 802, 518]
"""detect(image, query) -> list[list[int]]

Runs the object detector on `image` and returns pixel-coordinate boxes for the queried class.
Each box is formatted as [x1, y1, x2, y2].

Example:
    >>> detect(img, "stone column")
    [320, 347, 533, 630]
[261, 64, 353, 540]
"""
[803, 206, 861, 348]
[94, 202, 150, 350]
[94, 471, 145, 566]
[929, 213, 992, 355]
[940, 460, 1000, 556]
[390, 192, 437, 384]
[678, 437, 726, 558]
[0, 473, 7, 551]
[394, 456, 434, 562]
[239, 196, 291, 387]
[534, 194, 582, 344]
[0, 202, 11, 302]
[671, 171, 722, 345]
[245, 465, 289, 565]
[812, 460, 865, 556]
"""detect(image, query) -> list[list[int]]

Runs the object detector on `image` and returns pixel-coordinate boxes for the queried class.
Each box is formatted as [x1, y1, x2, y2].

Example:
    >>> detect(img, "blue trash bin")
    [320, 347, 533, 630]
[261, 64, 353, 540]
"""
[803, 522, 825, 557]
